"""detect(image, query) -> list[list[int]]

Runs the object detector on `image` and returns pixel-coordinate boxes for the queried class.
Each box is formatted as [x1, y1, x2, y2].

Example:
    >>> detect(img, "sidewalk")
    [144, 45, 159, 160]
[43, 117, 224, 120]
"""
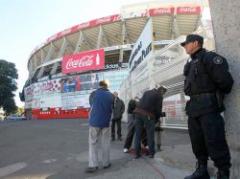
[87, 127, 217, 179]
[83, 127, 198, 179]
[0, 120, 216, 179]
[69, 136, 193, 179]
[124, 128, 217, 179]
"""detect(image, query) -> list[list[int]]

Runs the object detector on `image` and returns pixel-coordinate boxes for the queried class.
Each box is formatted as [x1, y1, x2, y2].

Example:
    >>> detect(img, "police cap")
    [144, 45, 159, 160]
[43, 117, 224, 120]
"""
[181, 34, 203, 46]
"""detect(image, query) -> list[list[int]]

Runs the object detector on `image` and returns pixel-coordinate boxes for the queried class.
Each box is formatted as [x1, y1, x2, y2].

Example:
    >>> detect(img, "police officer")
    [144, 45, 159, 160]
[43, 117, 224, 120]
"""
[181, 34, 234, 179]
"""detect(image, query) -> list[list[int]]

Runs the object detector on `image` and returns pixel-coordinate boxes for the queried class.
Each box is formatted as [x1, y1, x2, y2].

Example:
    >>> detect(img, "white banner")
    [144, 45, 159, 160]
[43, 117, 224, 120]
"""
[129, 19, 153, 72]
[61, 92, 90, 109]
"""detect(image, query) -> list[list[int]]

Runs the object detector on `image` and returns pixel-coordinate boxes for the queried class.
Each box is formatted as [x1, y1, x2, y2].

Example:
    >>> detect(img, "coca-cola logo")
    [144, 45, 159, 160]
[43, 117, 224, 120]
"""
[65, 55, 94, 70]
[62, 49, 104, 74]
[112, 15, 121, 21]
[153, 8, 171, 14]
[178, 7, 198, 13]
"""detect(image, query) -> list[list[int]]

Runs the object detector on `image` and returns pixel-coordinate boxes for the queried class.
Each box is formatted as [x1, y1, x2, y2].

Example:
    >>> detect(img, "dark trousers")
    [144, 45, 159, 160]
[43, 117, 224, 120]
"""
[124, 114, 135, 149]
[111, 118, 121, 139]
[188, 112, 231, 171]
[134, 114, 155, 156]
[124, 114, 147, 149]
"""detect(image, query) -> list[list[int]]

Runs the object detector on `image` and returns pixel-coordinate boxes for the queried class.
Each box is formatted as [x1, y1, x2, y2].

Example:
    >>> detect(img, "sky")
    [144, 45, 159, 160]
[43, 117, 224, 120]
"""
[0, 0, 206, 107]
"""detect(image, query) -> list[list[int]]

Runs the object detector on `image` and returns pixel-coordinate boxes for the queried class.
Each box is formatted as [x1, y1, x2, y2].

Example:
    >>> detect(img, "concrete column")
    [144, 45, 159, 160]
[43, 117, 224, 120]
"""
[208, 1, 240, 178]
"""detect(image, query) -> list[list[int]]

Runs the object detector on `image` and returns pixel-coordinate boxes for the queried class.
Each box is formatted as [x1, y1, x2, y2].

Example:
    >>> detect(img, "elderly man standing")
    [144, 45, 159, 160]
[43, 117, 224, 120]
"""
[86, 80, 114, 173]
[111, 92, 125, 141]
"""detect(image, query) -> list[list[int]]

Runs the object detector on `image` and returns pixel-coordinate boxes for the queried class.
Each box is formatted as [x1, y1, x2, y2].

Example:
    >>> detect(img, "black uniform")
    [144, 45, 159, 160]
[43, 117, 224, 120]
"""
[184, 48, 234, 172]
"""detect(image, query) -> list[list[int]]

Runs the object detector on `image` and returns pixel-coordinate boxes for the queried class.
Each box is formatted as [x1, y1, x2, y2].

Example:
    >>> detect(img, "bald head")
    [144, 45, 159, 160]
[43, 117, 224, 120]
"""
[113, 92, 118, 97]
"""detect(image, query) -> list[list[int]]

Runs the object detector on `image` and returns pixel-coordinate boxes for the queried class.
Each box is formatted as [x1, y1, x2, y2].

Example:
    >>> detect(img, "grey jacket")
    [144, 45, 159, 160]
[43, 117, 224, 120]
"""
[112, 97, 125, 120]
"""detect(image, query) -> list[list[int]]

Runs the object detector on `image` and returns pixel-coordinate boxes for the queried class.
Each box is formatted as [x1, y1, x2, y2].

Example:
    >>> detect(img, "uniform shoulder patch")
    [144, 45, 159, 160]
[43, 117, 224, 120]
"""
[213, 56, 223, 64]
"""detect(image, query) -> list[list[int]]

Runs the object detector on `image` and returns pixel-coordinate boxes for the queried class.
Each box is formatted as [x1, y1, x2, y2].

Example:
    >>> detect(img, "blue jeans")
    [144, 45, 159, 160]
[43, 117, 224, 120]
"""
[134, 114, 155, 156]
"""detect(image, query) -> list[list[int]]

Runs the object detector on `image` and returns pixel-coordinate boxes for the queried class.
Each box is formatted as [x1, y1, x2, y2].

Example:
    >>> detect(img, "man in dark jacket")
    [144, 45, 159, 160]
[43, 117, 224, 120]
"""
[111, 92, 125, 141]
[86, 80, 114, 173]
[182, 34, 234, 179]
[134, 86, 167, 159]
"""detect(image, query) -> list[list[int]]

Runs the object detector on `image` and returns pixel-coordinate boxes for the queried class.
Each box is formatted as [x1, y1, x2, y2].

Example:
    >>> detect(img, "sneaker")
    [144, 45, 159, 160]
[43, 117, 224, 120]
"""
[103, 163, 111, 169]
[123, 148, 129, 153]
[85, 167, 98, 173]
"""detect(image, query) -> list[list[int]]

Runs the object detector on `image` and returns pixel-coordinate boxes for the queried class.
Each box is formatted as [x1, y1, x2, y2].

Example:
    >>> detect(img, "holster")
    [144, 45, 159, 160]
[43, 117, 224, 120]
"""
[186, 93, 219, 117]
[216, 91, 225, 112]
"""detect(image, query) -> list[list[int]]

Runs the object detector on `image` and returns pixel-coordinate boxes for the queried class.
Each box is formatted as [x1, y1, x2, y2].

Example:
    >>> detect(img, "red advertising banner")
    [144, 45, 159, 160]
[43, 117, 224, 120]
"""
[89, 14, 121, 27]
[149, 7, 174, 16]
[62, 49, 105, 74]
[176, 6, 201, 15]
[46, 14, 120, 43]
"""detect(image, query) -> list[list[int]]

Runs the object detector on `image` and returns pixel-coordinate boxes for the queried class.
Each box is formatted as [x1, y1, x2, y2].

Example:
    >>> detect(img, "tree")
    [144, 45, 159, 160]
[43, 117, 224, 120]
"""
[0, 59, 18, 115]
[17, 107, 25, 115]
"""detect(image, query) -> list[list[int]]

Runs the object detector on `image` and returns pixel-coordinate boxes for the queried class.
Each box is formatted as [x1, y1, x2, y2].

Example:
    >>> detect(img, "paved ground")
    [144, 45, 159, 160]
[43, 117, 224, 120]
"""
[0, 119, 215, 179]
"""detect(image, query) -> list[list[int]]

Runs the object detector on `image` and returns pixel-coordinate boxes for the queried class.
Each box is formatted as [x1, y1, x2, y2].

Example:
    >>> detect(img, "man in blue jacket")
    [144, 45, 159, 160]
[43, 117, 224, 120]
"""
[86, 80, 114, 173]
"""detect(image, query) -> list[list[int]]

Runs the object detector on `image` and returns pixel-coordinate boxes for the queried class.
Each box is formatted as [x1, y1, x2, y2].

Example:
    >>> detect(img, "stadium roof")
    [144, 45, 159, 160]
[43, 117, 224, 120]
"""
[27, 3, 202, 79]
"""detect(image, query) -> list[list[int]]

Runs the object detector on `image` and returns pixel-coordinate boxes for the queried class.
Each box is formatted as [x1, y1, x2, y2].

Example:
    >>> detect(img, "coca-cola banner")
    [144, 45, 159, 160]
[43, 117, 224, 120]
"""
[149, 7, 174, 16]
[176, 6, 201, 15]
[46, 15, 120, 43]
[62, 49, 105, 74]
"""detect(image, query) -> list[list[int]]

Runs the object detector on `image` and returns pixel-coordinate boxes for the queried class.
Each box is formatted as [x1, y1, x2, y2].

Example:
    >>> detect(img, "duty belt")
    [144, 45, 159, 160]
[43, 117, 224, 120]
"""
[190, 93, 215, 99]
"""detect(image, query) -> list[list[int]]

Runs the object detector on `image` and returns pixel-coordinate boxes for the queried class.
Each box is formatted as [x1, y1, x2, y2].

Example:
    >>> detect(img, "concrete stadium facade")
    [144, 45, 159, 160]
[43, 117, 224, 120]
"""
[23, 1, 208, 121]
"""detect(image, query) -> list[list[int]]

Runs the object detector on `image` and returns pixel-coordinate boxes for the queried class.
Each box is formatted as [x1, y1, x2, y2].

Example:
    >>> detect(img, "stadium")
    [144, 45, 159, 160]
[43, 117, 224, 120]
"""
[21, 1, 212, 122]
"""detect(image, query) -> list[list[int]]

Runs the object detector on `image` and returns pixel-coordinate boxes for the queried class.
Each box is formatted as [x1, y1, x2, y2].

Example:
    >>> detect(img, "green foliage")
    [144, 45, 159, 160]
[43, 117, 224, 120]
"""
[17, 107, 24, 115]
[3, 98, 17, 115]
[0, 59, 18, 114]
